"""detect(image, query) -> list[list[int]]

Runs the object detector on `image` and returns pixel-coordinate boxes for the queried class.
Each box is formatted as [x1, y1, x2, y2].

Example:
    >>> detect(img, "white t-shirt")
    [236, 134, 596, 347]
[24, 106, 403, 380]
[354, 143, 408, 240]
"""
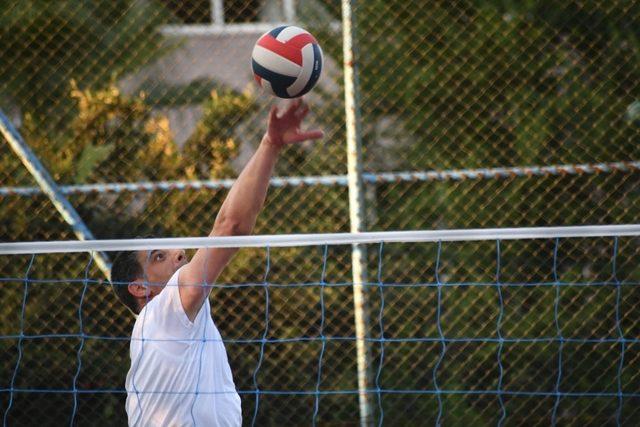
[125, 267, 241, 426]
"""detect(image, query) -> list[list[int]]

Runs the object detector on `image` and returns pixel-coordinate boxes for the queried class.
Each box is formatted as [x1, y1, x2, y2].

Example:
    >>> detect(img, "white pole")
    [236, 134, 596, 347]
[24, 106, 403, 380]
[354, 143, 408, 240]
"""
[283, 0, 296, 22]
[211, 0, 225, 24]
[341, 0, 373, 425]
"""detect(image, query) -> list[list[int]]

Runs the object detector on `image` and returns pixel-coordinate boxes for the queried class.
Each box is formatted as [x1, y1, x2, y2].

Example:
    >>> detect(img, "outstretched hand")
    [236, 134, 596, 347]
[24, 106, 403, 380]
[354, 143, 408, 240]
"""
[264, 98, 324, 147]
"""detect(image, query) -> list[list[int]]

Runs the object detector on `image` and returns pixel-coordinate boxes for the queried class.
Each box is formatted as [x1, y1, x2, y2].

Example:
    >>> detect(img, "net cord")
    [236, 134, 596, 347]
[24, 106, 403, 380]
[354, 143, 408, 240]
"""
[1, 224, 639, 255]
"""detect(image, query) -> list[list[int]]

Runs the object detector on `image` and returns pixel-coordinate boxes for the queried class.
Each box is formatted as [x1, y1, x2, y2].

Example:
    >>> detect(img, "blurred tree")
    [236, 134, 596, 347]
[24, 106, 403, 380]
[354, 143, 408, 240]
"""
[0, 0, 173, 130]
[356, 0, 640, 231]
[351, 1, 640, 423]
[183, 89, 256, 179]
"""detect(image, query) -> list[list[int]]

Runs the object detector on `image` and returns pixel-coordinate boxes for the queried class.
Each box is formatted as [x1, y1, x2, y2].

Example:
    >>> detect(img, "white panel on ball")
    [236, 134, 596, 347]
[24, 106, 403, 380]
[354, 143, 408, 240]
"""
[287, 44, 316, 97]
[275, 26, 308, 43]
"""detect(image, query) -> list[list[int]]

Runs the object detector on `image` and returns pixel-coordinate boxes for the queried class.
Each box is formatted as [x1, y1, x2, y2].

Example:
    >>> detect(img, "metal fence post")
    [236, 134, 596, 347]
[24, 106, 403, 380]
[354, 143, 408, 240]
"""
[211, 0, 225, 24]
[283, 0, 296, 22]
[341, 0, 373, 425]
[0, 110, 111, 279]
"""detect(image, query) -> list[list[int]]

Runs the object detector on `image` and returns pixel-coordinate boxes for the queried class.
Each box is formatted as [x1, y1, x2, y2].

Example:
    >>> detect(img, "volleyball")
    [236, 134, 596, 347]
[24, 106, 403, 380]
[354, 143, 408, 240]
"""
[251, 25, 323, 99]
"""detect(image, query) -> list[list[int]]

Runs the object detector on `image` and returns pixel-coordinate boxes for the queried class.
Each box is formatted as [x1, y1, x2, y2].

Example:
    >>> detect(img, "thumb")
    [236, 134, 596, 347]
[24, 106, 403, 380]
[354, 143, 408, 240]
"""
[269, 105, 279, 121]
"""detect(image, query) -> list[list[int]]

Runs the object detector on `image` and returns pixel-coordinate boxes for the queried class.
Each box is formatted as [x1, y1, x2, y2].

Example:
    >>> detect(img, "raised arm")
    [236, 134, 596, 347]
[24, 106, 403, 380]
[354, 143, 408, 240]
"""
[178, 99, 323, 321]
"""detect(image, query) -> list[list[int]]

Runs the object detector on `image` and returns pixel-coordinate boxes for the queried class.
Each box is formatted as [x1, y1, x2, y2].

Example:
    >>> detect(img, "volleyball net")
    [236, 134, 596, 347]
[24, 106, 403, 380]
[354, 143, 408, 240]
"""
[1, 225, 639, 426]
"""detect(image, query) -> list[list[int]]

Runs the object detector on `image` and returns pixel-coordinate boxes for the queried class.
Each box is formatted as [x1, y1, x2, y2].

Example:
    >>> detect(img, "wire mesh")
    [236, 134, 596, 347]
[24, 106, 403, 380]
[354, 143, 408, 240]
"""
[1, 0, 639, 425]
[1, 232, 640, 425]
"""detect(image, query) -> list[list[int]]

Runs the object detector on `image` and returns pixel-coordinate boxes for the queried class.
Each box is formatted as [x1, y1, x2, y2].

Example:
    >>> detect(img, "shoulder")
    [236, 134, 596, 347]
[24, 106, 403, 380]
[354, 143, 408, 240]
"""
[134, 267, 196, 334]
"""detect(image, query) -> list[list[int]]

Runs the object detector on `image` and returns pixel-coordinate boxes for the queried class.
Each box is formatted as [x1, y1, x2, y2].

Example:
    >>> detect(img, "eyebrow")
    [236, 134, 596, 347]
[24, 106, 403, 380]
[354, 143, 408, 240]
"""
[147, 249, 162, 260]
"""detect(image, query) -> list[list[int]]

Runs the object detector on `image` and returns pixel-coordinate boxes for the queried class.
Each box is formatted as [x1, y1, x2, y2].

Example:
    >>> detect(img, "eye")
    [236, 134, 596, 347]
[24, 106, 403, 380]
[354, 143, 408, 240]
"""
[154, 252, 165, 262]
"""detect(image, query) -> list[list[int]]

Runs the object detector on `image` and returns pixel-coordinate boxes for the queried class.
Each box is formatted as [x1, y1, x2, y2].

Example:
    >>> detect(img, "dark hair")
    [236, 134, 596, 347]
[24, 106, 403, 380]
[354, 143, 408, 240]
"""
[110, 250, 143, 315]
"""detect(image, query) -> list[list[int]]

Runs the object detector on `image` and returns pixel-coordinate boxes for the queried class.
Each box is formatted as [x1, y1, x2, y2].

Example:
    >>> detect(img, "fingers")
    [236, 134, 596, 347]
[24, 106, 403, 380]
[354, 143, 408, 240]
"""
[303, 129, 324, 140]
[284, 97, 306, 120]
[287, 129, 324, 144]
[278, 98, 297, 119]
[268, 97, 322, 145]
[269, 104, 279, 121]
[295, 104, 310, 121]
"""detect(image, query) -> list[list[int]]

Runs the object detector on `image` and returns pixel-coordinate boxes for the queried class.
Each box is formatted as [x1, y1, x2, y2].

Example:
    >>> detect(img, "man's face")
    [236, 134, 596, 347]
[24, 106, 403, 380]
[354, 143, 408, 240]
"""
[135, 249, 188, 299]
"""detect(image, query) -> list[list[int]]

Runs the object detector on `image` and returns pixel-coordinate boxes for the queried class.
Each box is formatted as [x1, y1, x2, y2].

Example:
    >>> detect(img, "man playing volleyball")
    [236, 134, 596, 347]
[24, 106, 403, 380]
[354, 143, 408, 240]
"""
[110, 99, 322, 426]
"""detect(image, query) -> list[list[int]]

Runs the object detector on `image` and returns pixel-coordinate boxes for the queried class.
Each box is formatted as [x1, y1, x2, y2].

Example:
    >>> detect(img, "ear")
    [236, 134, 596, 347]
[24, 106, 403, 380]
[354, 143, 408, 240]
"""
[128, 280, 149, 298]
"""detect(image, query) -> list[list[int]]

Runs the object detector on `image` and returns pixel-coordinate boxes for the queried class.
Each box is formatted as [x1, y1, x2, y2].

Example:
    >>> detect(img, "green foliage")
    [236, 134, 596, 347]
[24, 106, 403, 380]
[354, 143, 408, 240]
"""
[75, 144, 116, 184]
[183, 89, 256, 179]
[0, 0, 174, 127]
[69, 80, 185, 182]
[358, 1, 640, 171]
[352, 0, 640, 423]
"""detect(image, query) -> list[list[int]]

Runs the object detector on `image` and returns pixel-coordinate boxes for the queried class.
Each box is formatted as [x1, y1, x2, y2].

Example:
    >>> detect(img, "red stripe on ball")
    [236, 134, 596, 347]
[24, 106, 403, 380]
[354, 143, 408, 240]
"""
[257, 34, 303, 66]
[286, 33, 318, 50]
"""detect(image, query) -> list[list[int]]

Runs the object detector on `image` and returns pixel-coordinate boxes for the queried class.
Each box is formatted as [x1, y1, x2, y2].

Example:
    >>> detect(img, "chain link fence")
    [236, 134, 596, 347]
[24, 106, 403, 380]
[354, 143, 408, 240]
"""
[1, 0, 639, 425]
